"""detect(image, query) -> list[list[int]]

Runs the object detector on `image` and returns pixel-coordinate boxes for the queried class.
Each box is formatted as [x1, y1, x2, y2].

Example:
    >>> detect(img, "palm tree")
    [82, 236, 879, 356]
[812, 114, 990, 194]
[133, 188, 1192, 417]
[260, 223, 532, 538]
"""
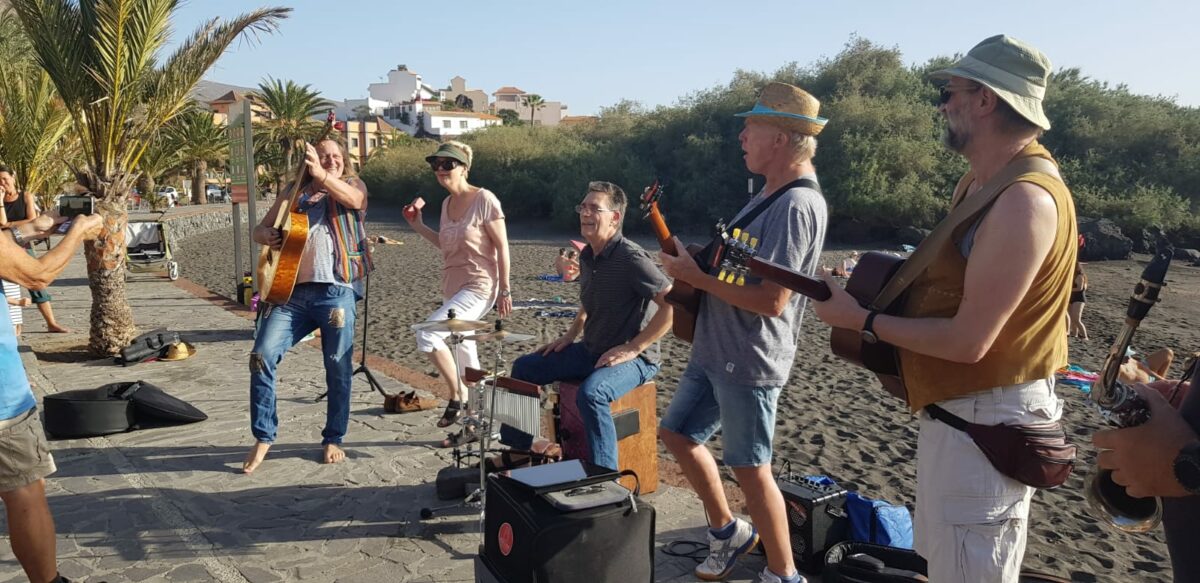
[134, 130, 181, 211]
[522, 94, 546, 126]
[11, 0, 289, 355]
[0, 8, 76, 212]
[168, 107, 228, 204]
[251, 77, 330, 175]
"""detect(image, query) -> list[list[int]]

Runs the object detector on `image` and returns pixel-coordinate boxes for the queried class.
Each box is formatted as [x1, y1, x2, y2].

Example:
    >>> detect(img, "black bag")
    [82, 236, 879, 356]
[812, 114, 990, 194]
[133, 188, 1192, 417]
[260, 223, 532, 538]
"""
[479, 473, 655, 583]
[43, 386, 136, 438]
[823, 541, 928, 582]
[43, 381, 206, 439]
[118, 328, 180, 366]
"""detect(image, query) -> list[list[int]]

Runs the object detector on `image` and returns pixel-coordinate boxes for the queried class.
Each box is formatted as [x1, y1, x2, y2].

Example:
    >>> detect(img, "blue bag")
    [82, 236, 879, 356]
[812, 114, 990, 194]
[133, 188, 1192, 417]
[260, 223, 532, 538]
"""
[844, 491, 913, 549]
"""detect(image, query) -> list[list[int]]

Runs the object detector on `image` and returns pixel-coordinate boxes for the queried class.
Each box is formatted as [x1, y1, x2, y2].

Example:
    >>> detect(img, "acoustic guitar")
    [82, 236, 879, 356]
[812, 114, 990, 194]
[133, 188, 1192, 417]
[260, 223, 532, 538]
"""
[257, 111, 337, 306]
[719, 231, 910, 402]
[639, 180, 707, 343]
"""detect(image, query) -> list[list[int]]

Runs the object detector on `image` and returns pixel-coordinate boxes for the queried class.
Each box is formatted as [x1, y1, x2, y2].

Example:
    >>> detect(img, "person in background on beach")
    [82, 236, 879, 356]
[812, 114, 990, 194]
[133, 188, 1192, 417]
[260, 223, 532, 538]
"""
[553, 247, 568, 276]
[813, 35, 1075, 582]
[658, 82, 828, 583]
[244, 138, 374, 473]
[1067, 261, 1088, 340]
[562, 250, 580, 282]
[0, 166, 71, 334]
[403, 141, 512, 448]
[1, 211, 102, 583]
[1094, 351, 1200, 581]
[509, 181, 672, 471]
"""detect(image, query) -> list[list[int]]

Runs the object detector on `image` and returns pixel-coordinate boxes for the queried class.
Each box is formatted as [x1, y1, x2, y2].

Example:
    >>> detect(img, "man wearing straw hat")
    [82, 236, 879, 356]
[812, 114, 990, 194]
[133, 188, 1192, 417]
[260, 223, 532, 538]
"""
[813, 35, 1076, 581]
[659, 82, 828, 583]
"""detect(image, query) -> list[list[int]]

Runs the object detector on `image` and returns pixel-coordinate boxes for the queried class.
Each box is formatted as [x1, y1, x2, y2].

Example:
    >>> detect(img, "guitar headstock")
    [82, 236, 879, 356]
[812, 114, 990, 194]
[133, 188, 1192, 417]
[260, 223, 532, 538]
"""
[638, 179, 663, 213]
[716, 227, 759, 286]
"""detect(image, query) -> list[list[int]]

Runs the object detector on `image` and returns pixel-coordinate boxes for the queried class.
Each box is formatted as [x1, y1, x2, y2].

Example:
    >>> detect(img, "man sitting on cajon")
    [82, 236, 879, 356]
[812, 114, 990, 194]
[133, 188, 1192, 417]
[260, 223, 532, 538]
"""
[509, 181, 672, 470]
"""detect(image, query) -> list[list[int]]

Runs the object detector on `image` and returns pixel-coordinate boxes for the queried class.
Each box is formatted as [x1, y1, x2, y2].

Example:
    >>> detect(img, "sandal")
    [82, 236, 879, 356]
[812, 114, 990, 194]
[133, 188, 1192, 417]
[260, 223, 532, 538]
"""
[440, 427, 479, 448]
[435, 400, 463, 428]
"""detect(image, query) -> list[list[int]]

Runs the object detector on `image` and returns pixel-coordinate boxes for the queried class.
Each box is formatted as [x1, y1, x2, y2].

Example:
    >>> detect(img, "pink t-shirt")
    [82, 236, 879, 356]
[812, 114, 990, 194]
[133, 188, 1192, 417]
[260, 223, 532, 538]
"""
[439, 188, 504, 299]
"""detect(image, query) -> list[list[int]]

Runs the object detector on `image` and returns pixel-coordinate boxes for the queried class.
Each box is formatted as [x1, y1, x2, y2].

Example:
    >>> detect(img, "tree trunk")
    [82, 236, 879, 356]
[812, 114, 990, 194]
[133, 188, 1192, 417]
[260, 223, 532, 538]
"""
[86, 180, 136, 356]
[192, 161, 207, 205]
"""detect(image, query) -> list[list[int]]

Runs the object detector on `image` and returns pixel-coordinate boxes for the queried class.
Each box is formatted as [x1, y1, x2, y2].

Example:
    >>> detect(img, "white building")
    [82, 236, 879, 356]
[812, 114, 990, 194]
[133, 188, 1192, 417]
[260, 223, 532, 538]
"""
[421, 110, 501, 138]
[368, 65, 438, 104]
[333, 97, 389, 120]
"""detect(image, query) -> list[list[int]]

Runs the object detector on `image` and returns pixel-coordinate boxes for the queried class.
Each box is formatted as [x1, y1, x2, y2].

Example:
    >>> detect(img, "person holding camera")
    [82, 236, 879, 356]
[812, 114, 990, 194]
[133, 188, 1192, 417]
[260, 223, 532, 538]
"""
[1, 210, 102, 583]
[0, 166, 71, 334]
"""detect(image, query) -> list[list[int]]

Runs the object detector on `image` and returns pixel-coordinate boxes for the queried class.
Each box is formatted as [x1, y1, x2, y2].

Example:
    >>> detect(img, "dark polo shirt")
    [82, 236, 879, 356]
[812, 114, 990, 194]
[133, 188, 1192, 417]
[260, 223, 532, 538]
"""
[578, 233, 670, 362]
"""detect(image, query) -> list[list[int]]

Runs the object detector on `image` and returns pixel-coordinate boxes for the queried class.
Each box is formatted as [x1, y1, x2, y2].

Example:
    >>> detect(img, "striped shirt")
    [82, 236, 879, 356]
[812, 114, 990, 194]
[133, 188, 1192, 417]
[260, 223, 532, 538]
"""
[579, 234, 670, 362]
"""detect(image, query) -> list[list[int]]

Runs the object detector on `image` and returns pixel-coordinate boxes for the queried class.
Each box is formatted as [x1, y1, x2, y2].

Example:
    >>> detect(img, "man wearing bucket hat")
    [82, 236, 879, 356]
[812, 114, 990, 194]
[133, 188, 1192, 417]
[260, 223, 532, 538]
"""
[659, 82, 828, 583]
[813, 35, 1077, 581]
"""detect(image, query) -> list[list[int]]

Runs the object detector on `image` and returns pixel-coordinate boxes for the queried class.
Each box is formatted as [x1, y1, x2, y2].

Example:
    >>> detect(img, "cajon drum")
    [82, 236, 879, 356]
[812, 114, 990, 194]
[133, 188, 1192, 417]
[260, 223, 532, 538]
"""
[556, 380, 659, 494]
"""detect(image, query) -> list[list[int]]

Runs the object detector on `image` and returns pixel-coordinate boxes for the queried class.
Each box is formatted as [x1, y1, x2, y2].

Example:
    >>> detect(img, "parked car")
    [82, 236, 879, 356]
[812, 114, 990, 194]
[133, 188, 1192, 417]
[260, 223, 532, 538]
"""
[156, 187, 179, 207]
[205, 184, 229, 203]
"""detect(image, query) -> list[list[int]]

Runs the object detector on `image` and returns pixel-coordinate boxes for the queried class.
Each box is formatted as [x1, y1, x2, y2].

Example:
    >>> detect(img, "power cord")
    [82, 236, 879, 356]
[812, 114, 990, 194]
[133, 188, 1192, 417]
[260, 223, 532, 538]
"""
[660, 539, 766, 563]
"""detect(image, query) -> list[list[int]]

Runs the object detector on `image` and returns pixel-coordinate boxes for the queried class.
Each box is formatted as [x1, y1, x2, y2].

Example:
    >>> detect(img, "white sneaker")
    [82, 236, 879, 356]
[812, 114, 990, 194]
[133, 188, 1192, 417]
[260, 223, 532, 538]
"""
[757, 567, 807, 583]
[695, 518, 759, 581]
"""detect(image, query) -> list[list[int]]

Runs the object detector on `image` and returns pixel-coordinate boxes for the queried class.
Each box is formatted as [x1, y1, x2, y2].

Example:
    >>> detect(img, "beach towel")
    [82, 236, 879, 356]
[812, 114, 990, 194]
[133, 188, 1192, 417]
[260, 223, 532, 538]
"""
[1055, 364, 1097, 393]
[537, 274, 564, 282]
[535, 310, 577, 318]
[513, 298, 579, 310]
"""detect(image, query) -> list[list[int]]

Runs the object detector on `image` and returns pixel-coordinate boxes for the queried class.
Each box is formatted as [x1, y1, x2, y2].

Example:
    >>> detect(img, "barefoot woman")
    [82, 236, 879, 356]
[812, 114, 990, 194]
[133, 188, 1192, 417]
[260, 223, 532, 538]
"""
[244, 138, 373, 473]
[404, 141, 512, 447]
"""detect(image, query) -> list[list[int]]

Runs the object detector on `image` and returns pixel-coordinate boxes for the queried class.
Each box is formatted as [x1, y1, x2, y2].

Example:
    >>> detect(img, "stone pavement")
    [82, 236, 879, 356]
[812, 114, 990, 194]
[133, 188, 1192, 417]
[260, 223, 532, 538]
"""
[0, 251, 784, 583]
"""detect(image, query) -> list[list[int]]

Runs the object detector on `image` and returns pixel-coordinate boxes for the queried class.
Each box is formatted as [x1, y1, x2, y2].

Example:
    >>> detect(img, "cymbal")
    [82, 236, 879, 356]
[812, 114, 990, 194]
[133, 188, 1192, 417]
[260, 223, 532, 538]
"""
[461, 330, 536, 343]
[411, 318, 490, 333]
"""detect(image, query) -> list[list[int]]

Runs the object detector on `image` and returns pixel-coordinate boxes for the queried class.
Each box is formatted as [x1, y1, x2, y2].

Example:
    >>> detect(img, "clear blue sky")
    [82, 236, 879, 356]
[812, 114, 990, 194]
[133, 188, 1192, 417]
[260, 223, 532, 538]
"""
[175, 0, 1200, 115]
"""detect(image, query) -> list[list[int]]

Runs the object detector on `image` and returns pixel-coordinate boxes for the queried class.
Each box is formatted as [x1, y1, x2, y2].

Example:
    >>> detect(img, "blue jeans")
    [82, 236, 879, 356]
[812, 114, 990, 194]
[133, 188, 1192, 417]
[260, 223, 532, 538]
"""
[250, 283, 357, 445]
[660, 360, 783, 467]
[510, 342, 658, 470]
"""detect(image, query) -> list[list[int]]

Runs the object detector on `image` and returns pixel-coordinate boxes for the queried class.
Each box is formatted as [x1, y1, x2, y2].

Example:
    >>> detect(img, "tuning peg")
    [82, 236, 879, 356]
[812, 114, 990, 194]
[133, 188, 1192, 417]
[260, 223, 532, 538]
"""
[735, 273, 746, 286]
[718, 268, 729, 282]
[749, 237, 759, 248]
[731, 227, 741, 240]
[739, 231, 750, 244]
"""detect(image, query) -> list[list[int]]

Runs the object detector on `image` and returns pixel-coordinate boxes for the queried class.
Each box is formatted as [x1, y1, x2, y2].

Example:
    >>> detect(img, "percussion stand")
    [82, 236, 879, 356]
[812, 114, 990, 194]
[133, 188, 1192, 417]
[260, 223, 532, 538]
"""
[315, 274, 387, 402]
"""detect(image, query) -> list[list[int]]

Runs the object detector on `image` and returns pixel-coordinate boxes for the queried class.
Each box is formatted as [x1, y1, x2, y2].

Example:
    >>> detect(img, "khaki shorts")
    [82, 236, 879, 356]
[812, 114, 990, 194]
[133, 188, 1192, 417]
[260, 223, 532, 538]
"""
[0, 409, 57, 492]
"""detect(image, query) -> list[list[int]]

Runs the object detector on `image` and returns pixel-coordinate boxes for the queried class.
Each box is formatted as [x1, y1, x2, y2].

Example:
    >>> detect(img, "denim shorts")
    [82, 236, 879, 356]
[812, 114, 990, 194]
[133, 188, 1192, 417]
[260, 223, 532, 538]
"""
[659, 361, 783, 467]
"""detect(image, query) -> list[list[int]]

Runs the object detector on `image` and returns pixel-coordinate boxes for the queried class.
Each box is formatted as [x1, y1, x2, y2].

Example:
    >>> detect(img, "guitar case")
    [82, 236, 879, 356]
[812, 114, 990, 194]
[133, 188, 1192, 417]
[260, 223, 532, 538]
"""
[43, 380, 206, 439]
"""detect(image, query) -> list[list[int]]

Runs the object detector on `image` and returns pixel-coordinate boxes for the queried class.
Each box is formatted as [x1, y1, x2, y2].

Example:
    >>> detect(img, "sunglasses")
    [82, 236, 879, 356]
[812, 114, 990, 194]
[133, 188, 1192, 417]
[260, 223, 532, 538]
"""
[938, 84, 981, 105]
[429, 159, 461, 172]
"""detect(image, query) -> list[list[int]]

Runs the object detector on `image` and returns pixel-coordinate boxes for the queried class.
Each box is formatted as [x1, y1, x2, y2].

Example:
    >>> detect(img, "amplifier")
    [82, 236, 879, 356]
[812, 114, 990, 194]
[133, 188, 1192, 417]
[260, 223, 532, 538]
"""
[480, 473, 655, 583]
[778, 474, 850, 574]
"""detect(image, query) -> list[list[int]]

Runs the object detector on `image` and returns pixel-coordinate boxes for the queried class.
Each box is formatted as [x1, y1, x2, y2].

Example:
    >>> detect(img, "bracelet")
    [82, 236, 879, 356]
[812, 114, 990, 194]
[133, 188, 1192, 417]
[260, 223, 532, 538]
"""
[498, 289, 511, 298]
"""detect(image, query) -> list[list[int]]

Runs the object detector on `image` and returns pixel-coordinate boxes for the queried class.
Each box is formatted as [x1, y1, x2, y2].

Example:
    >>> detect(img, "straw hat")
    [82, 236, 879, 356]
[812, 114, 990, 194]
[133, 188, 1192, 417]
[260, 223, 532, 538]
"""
[734, 82, 828, 136]
[930, 35, 1053, 131]
[161, 341, 196, 361]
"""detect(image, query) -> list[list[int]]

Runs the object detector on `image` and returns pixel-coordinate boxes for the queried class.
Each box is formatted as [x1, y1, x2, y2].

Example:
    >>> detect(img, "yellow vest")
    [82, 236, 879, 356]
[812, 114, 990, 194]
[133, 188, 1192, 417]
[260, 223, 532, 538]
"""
[900, 142, 1077, 412]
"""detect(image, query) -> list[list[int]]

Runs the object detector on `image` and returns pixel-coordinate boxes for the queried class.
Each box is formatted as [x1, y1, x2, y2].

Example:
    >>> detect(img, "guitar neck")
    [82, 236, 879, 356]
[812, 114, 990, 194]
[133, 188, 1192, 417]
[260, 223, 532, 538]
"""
[748, 257, 831, 301]
[646, 205, 678, 256]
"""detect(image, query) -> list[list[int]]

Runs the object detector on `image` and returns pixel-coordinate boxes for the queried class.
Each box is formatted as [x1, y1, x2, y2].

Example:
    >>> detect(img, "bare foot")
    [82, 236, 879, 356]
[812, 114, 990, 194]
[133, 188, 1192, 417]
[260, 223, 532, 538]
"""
[242, 442, 271, 474]
[46, 324, 70, 333]
[323, 443, 345, 464]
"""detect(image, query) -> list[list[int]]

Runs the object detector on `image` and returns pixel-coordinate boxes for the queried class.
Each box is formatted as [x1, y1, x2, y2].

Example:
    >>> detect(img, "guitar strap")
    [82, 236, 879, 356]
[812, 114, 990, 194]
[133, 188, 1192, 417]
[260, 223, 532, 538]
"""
[868, 156, 1059, 311]
[697, 178, 820, 272]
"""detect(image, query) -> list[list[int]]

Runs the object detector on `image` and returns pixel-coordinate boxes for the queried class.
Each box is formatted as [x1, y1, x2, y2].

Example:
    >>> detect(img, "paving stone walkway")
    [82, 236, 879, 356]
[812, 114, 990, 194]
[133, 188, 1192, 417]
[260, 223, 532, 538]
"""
[1, 252, 781, 583]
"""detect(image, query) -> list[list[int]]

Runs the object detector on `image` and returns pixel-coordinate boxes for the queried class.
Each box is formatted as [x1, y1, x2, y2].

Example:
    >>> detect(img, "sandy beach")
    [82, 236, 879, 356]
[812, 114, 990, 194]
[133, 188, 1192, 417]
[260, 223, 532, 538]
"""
[173, 203, 1199, 582]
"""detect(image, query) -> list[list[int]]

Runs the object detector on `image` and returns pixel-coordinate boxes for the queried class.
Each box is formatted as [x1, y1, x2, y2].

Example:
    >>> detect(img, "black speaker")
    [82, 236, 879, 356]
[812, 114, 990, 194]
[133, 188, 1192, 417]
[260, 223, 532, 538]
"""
[479, 474, 655, 583]
[779, 475, 850, 574]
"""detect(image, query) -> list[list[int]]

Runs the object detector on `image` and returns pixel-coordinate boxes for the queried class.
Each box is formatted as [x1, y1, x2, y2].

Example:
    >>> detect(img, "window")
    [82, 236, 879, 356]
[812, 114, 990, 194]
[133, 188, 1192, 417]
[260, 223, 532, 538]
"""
[351, 137, 359, 148]
[443, 120, 451, 129]
[460, 121, 469, 129]
[353, 162, 360, 171]
[369, 138, 377, 148]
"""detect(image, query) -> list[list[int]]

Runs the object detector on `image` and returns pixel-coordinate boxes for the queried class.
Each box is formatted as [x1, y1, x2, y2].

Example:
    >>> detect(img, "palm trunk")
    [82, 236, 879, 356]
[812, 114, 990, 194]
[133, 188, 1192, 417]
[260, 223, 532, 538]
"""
[192, 161, 207, 205]
[86, 181, 136, 356]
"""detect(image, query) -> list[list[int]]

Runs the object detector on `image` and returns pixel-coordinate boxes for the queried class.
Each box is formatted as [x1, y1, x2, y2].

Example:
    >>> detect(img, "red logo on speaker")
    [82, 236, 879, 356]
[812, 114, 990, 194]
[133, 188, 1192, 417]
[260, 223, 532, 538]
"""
[498, 522, 514, 556]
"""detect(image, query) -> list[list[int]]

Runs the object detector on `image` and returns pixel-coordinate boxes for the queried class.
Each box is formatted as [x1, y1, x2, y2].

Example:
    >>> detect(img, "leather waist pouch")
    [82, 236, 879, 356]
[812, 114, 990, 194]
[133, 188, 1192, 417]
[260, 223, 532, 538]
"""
[926, 403, 1076, 489]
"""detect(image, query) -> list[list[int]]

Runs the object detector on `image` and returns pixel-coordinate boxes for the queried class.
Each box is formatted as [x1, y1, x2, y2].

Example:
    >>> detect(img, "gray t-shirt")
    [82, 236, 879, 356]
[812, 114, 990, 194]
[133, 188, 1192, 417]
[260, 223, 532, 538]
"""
[691, 176, 827, 385]
[296, 194, 362, 297]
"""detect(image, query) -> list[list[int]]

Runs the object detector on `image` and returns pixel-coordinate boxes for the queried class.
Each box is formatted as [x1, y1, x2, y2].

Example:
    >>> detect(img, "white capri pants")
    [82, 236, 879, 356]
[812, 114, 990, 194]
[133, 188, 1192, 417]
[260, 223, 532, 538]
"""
[415, 287, 495, 374]
[915, 377, 1062, 583]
